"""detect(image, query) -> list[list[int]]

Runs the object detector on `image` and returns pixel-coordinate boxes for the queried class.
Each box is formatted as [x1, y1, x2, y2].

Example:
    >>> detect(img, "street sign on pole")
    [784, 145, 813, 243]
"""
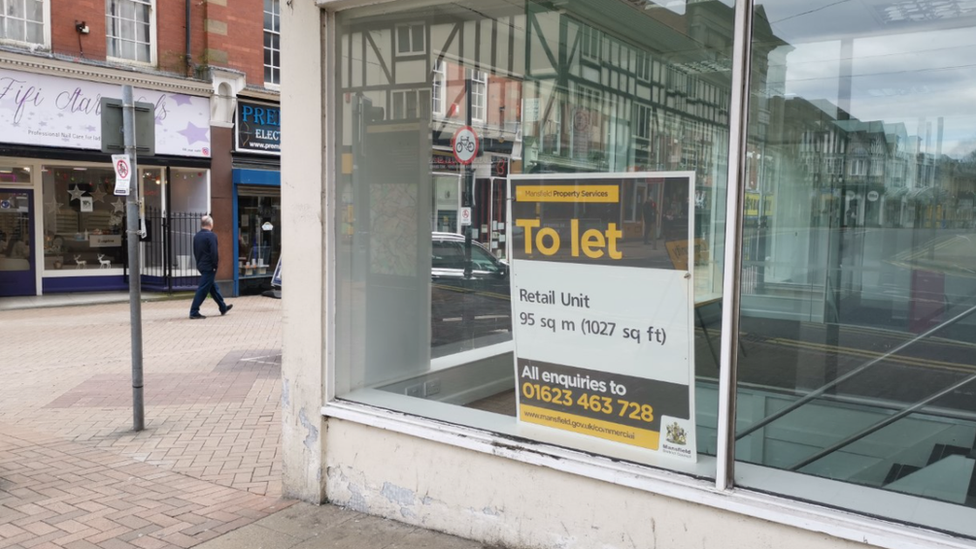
[111, 154, 131, 196]
[100, 98, 156, 156]
[101, 86, 151, 432]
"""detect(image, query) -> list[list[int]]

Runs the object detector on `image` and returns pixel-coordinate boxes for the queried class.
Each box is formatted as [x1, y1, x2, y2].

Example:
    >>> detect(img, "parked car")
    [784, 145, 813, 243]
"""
[430, 232, 512, 347]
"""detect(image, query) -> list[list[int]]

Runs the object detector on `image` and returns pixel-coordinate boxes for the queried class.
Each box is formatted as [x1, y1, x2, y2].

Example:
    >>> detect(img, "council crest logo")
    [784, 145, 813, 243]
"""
[666, 422, 687, 445]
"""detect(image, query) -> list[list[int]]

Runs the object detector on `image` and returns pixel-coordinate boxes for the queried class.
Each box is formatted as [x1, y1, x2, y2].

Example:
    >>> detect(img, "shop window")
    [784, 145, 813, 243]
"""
[333, 0, 732, 477]
[735, 0, 976, 535]
[0, 0, 46, 47]
[264, 0, 281, 85]
[106, 0, 154, 64]
[238, 190, 281, 294]
[41, 166, 125, 271]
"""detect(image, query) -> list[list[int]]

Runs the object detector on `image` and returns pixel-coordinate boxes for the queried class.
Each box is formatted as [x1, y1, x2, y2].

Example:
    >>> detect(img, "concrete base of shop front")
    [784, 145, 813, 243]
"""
[321, 420, 871, 549]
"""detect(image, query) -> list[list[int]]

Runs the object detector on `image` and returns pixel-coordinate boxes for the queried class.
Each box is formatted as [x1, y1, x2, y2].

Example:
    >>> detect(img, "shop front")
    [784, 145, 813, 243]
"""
[283, 0, 976, 548]
[0, 67, 212, 297]
[233, 99, 281, 296]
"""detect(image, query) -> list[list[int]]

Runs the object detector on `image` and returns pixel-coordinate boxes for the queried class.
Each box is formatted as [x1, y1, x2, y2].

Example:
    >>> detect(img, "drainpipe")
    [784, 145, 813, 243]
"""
[185, 0, 193, 76]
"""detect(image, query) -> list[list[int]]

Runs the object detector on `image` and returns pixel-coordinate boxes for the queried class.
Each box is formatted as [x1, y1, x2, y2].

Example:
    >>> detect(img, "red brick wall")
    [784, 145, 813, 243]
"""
[205, 0, 267, 87]
[154, 0, 207, 75]
[51, 0, 106, 60]
[47, 0, 267, 85]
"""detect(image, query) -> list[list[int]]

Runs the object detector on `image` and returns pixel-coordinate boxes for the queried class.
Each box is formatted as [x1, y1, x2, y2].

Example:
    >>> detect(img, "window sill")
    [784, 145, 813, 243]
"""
[323, 398, 975, 549]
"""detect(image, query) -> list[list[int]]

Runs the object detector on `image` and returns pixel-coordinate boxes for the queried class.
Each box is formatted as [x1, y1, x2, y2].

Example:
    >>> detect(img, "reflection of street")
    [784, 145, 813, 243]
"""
[735, 315, 976, 413]
[431, 283, 511, 349]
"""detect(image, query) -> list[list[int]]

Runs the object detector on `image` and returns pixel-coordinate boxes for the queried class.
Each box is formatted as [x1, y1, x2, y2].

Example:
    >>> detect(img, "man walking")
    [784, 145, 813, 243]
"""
[642, 195, 658, 248]
[189, 215, 232, 319]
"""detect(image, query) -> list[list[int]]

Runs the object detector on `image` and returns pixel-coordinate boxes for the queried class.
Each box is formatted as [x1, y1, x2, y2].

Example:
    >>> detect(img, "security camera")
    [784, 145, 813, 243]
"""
[75, 21, 89, 34]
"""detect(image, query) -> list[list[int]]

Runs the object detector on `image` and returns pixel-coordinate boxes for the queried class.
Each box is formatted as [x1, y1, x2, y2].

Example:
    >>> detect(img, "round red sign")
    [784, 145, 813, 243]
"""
[452, 126, 479, 165]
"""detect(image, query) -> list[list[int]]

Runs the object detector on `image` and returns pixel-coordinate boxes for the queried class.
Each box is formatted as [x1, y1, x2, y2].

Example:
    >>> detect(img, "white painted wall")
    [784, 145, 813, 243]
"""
[281, 0, 327, 502]
[324, 419, 871, 549]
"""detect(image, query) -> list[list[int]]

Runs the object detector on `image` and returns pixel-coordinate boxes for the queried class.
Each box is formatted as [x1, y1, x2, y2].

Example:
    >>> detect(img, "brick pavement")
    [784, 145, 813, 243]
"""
[0, 296, 292, 549]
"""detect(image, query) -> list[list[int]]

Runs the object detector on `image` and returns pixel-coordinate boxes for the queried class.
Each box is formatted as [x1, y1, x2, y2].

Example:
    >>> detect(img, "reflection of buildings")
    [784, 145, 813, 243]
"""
[744, 53, 976, 330]
[336, 8, 523, 258]
[337, 1, 787, 257]
[759, 94, 972, 232]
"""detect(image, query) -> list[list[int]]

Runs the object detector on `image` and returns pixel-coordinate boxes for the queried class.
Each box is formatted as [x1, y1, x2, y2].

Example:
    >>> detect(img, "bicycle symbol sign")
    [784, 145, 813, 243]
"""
[452, 126, 479, 165]
[115, 159, 129, 179]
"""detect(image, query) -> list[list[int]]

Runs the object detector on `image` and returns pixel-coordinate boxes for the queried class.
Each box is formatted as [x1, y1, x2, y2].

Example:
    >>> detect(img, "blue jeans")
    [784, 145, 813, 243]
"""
[190, 270, 227, 316]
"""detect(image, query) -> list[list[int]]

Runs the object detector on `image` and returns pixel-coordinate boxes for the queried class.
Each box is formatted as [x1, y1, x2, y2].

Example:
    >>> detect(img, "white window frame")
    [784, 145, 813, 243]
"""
[636, 51, 652, 81]
[580, 24, 600, 61]
[395, 22, 426, 55]
[0, 0, 50, 50]
[391, 88, 431, 120]
[634, 103, 652, 140]
[105, 0, 157, 66]
[264, 0, 281, 86]
[431, 59, 446, 116]
[466, 68, 487, 122]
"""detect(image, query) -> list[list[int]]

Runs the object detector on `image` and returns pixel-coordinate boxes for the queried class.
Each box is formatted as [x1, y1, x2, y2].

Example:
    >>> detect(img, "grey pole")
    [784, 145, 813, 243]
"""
[122, 85, 145, 431]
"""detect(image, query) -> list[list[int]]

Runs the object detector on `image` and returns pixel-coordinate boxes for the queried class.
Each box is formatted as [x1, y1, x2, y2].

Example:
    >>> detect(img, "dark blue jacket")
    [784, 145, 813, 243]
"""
[193, 229, 219, 272]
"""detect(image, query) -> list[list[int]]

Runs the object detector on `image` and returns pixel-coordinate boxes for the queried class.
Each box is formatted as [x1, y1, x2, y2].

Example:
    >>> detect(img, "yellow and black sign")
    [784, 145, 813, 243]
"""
[517, 358, 690, 450]
[511, 177, 691, 271]
[515, 185, 619, 203]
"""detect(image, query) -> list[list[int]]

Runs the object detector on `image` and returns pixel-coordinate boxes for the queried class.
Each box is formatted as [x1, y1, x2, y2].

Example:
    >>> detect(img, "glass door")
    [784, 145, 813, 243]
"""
[0, 188, 35, 296]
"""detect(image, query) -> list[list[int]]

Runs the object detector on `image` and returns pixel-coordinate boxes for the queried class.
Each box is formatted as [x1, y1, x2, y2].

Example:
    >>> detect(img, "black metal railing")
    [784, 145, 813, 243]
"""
[140, 208, 204, 292]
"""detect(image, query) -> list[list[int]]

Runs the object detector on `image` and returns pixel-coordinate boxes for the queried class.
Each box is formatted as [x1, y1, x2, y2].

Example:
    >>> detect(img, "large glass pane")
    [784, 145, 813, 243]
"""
[41, 167, 125, 271]
[735, 0, 976, 535]
[335, 0, 733, 473]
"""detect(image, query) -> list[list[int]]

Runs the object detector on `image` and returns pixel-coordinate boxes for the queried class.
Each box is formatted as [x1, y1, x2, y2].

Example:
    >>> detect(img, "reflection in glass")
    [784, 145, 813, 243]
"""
[42, 167, 125, 270]
[334, 0, 734, 465]
[735, 0, 976, 527]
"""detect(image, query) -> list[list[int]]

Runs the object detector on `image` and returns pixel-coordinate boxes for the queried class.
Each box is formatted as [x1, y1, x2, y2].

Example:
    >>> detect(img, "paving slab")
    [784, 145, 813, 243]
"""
[0, 296, 497, 549]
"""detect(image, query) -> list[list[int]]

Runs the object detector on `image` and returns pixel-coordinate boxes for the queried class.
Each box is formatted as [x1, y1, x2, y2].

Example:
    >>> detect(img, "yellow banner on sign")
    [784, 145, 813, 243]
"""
[520, 404, 660, 450]
[516, 185, 619, 203]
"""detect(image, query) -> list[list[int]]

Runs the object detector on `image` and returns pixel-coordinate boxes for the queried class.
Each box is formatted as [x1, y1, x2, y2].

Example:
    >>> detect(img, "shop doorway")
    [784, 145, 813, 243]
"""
[0, 189, 35, 296]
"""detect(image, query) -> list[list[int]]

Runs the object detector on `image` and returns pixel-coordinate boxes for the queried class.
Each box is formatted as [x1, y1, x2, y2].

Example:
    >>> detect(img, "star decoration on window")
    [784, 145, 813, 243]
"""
[91, 186, 108, 203]
[46, 201, 62, 215]
[68, 185, 86, 202]
[112, 198, 126, 213]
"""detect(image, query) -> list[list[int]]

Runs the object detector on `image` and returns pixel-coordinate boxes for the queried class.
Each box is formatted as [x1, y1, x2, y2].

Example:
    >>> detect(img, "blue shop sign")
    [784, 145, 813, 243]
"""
[236, 100, 281, 155]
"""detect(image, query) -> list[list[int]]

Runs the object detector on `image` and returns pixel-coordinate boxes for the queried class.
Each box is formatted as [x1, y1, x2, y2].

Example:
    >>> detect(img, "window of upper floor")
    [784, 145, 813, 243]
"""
[264, 0, 280, 86]
[396, 23, 425, 55]
[105, 0, 155, 65]
[0, 0, 49, 50]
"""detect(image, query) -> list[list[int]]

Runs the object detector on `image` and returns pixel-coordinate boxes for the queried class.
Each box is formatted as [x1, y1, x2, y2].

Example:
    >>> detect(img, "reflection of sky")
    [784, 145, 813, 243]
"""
[760, 0, 976, 158]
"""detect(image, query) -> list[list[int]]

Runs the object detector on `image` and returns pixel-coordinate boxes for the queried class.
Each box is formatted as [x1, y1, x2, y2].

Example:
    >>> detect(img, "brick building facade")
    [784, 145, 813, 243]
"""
[0, 0, 282, 298]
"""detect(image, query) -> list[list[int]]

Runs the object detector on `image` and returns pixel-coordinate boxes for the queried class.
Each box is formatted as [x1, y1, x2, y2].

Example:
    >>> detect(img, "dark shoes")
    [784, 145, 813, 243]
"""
[190, 304, 231, 319]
